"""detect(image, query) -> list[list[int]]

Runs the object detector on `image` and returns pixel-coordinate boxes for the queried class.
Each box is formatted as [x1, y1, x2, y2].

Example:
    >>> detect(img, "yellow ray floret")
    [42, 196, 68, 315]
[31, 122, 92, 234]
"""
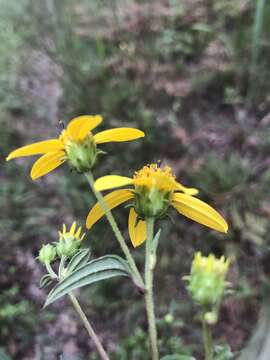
[6, 115, 145, 180]
[172, 193, 228, 233]
[86, 189, 134, 229]
[128, 208, 147, 247]
[59, 222, 86, 241]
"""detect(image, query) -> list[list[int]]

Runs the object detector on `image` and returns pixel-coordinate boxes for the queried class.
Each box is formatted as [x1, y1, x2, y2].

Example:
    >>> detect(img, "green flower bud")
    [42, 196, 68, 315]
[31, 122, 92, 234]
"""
[56, 235, 80, 258]
[164, 313, 174, 324]
[38, 244, 57, 264]
[56, 222, 85, 258]
[204, 311, 218, 325]
[186, 252, 230, 306]
[65, 134, 98, 173]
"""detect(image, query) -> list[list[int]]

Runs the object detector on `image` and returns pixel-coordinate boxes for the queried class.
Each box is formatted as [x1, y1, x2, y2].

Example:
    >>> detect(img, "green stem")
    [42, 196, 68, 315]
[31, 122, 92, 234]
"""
[202, 316, 213, 360]
[145, 217, 159, 360]
[68, 292, 110, 360]
[85, 171, 144, 290]
[45, 262, 58, 279]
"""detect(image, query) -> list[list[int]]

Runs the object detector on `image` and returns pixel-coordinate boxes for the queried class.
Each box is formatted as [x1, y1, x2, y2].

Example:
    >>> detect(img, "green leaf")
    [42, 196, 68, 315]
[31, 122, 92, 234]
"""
[44, 255, 131, 307]
[66, 248, 91, 275]
[39, 274, 54, 289]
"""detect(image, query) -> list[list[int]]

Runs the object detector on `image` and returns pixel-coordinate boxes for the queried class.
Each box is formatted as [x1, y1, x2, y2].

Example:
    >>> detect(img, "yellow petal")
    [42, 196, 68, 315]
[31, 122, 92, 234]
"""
[94, 175, 134, 191]
[128, 208, 147, 247]
[6, 139, 64, 160]
[63, 224, 66, 234]
[30, 151, 66, 180]
[75, 226, 82, 239]
[172, 193, 228, 233]
[175, 182, 199, 195]
[94, 128, 145, 144]
[86, 189, 134, 229]
[67, 115, 103, 140]
[70, 222, 76, 235]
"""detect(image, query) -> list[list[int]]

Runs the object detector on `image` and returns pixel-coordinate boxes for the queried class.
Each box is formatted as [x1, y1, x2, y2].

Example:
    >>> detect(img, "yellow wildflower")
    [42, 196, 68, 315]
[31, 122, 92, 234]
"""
[6, 115, 145, 179]
[86, 163, 228, 247]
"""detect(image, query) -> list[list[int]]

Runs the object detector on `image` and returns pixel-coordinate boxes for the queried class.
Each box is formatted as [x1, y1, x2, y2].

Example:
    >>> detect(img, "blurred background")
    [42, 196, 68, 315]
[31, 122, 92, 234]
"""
[1, 0, 270, 359]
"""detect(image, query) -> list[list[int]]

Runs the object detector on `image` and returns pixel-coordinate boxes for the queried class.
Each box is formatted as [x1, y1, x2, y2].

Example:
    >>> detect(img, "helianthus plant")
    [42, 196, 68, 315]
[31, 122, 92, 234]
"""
[6, 115, 230, 360]
[86, 163, 228, 360]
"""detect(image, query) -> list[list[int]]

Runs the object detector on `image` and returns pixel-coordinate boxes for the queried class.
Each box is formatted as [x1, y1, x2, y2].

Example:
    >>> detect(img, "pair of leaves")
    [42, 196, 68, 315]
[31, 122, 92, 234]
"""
[44, 251, 131, 308]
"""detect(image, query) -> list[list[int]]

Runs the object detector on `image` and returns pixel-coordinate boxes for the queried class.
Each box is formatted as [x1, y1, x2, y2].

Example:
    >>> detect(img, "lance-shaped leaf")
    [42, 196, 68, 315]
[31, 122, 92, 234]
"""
[44, 255, 131, 307]
[66, 248, 91, 275]
[40, 274, 55, 289]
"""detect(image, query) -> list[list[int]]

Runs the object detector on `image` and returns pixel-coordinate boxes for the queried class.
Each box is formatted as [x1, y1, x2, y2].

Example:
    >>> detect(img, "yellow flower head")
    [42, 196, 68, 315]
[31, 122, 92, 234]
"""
[86, 163, 228, 248]
[187, 252, 230, 306]
[58, 222, 86, 242]
[56, 222, 86, 258]
[6, 115, 145, 179]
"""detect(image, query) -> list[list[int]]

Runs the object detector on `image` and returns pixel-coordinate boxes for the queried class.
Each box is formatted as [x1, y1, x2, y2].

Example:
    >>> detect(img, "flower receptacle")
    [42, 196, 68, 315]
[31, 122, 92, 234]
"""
[65, 135, 97, 173]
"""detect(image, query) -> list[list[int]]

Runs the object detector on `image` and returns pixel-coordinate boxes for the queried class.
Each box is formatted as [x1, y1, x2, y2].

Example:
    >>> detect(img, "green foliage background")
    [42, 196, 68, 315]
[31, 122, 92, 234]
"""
[1, 0, 270, 359]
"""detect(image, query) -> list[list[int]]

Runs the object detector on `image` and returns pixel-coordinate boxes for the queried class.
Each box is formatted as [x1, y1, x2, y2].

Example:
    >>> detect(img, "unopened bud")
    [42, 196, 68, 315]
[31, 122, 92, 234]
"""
[38, 244, 56, 264]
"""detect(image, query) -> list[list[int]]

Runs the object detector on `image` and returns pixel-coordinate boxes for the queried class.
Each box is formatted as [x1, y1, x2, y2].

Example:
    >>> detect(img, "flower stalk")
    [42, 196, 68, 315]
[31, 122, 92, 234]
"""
[85, 171, 144, 290]
[144, 217, 159, 360]
[202, 314, 213, 360]
[68, 292, 110, 360]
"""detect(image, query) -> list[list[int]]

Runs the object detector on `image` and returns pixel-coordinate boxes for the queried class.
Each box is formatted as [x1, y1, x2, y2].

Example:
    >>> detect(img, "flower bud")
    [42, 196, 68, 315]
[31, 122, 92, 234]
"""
[38, 244, 57, 264]
[164, 313, 174, 324]
[204, 311, 218, 325]
[186, 252, 230, 306]
[56, 222, 85, 258]
[65, 134, 98, 173]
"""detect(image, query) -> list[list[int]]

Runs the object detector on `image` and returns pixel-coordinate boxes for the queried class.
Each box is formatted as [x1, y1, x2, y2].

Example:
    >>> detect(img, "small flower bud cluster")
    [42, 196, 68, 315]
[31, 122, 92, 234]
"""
[38, 222, 85, 265]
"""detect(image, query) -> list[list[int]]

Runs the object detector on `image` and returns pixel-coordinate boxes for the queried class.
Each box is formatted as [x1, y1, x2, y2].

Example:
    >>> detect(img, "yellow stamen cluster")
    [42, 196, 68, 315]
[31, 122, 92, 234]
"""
[133, 163, 177, 191]
[192, 252, 230, 276]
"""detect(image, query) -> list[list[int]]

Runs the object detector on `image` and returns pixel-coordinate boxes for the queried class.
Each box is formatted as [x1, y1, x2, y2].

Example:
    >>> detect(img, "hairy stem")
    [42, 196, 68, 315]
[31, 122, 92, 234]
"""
[145, 217, 159, 360]
[85, 171, 144, 289]
[68, 292, 110, 360]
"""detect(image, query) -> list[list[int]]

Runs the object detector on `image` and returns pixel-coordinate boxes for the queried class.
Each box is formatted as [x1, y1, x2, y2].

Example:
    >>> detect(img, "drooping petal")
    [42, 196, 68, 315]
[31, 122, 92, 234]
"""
[30, 151, 66, 180]
[94, 175, 134, 191]
[67, 115, 103, 140]
[175, 182, 199, 195]
[86, 189, 134, 229]
[128, 208, 147, 247]
[6, 139, 64, 160]
[93, 128, 145, 144]
[172, 193, 228, 233]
